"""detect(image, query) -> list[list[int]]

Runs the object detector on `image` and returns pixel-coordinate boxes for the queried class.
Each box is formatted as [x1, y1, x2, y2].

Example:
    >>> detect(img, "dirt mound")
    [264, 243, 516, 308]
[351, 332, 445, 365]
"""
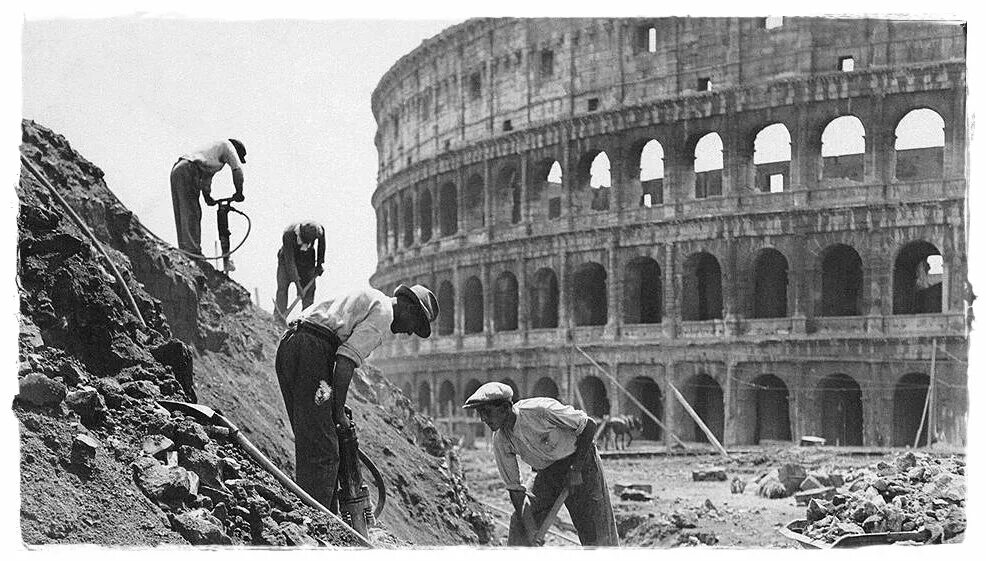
[17, 119, 494, 547]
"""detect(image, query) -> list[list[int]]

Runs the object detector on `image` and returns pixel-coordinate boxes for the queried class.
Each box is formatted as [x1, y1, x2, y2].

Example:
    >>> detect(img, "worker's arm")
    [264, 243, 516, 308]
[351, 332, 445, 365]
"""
[231, 167, 245, 201]
[568, 417, 597, 487]
[330, 355, 356, 429]
[315, 225, 326, 270]
[281, 228, 301, 284]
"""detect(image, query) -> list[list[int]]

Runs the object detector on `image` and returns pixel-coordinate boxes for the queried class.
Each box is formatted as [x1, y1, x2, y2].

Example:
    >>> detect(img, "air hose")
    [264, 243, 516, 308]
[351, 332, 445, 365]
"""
[359, 449, 387, 518]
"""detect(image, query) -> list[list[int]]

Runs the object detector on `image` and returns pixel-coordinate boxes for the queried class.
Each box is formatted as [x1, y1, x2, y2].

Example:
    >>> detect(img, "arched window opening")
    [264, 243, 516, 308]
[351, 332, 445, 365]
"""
[438, 381, 456, 417]
[639, 139, 665, 206]
[893, 241, 943, 314]
[463, 276, 484, 334]
[402, 193, 414, 247]
[529, 159, 563, 221]
[754, 124, 792, 193]
[893, 373, 931, 446]
[495, 165, 522, 226]
[578, 376, 610, 417]
[439, 182, 458, 236]
[586, 152, 612, 211]
[531, 377, 559, 400]
[625, 376, 662, 440]
[682, 374, 724, 443]
[895, 109, 945, 181]
[817, 374, 863, 446]
[694, 133, 723, 198]
[752, 249, 789, 318]
[465, 174, 485, 230]
[530, 268, 559, 328]
[821, 116, 866, 182]
[820, 244, 864, 317]
[437, 280, 455, 336]
[682, 252, 723, 321]
[418, 381, 432, 416]
[753, 375, 791, 442]
[493, 271, 519, 331]
[624, 257, 662, 324]
[573, 263, 608, 326]
[418, 189, 433, 243]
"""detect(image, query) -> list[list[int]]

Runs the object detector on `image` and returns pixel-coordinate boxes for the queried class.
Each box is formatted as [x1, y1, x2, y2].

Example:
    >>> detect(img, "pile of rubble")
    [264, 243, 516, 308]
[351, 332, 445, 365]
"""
[798, 452, 965, 544]
[616, 499, 721, 547]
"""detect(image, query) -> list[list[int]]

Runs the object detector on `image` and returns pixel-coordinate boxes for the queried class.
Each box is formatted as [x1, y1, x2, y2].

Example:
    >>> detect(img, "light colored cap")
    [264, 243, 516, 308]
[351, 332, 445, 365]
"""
[462, 382, 513, 409]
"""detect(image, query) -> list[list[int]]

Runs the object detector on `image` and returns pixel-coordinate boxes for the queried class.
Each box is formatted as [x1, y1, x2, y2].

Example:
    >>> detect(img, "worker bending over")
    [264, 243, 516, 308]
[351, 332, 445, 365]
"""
[170, 138, 246, 255]
[276, 221, 325, 318]
[463, 382, 619, 547]
[275, 284, 439, 512]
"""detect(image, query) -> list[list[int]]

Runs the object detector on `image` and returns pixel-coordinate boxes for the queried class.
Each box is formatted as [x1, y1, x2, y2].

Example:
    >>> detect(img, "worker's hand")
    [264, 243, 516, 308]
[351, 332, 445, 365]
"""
[314, 264, 324, 277]
[314, 380, 333, 407]
[568, 466, 584, 487]
[203, 194, 217, 206]
[334, 407, 352, 431]
[231, 191, 245, 203]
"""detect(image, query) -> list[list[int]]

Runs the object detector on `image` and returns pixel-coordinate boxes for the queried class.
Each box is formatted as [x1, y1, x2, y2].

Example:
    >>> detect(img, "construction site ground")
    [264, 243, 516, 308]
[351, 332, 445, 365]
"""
[459, 438, 962, 548]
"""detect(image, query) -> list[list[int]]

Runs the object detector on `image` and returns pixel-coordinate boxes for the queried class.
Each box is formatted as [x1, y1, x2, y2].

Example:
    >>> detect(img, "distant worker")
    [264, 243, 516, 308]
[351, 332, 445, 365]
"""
[463, 382, 619, 547]
[276, 221, 326, 319]
[170, 138, 247, 255]
[275, 284, 439, 512]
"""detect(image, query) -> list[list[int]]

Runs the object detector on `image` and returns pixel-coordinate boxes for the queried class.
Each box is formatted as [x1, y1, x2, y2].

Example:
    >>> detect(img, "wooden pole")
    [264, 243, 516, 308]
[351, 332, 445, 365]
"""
[573, 345, 688, 449]
[667, 382, 730, 459]
[914, 338, 937, 448]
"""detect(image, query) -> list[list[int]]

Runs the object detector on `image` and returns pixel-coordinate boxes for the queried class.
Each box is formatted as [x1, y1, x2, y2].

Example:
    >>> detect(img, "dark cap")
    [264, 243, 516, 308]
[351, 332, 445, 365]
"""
[229, 138, 247, 164]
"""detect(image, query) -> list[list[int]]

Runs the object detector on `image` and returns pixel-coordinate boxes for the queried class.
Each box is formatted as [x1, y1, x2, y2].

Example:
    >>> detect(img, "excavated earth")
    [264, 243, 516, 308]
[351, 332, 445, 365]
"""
[15, 119, 496, 548]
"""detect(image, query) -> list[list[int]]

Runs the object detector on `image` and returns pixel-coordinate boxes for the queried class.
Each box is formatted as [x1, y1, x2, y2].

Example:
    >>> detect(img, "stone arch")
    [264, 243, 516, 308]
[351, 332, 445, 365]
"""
[572, 262, 608, 326]
[820, 244, 864, 317]
[401, 192, 414, 247]
[638, 139, 665, 206]
[499, 377, 520, 402]
[530, 267, 559, 328]
[681, 373, 724, 443]
[624, 256, 662, 324]
[493, 271, 519, 331]
[694, 132, 723, 198]
[752, 248, 789, 318]
[893, 373, 931, 447]
[578, 376, 610, 417]
[753, 123, 792, 193]
[463, 276, 484, 334]
[418, 380, 432, 415]
[682, 252, 723, 321]
[494, 162, 522, 226]
[418, 188, 433, 243]
[529, 158, 564, 221]
[438, 380, 456, 417]
[437, 280, 455, 336]
[625, 376, 662, 440]
[574, 150, 612, 212]
[439, 182, 458, 236]
[821, 115, 866, 182]
[893, 241, 943, 315]
[816, 373, 863, 446]
[752, 374, 792, 442]
[894, 108, 945, 181]
[388, 198, 399, 250]
[464, 173, 485, 230]
[531, 377, 559, 400]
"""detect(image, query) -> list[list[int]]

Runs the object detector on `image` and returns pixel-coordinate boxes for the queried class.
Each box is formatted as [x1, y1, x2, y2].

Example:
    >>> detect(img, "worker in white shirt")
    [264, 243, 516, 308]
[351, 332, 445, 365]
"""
[463, 382, 619, 546]
[170, 139, 246, 255]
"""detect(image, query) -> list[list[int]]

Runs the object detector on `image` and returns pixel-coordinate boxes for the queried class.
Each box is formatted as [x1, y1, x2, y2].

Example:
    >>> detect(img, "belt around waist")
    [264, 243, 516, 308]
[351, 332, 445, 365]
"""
[290, 319, 342, 347]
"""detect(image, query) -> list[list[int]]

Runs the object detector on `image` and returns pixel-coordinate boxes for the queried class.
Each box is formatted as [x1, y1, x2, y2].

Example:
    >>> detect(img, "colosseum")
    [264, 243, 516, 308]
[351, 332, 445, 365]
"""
[368, 17, 968, 449]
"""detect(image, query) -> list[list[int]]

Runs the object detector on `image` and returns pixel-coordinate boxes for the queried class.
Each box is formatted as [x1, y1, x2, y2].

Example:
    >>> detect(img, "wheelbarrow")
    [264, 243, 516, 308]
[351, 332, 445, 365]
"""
[778, 519, 933, 548]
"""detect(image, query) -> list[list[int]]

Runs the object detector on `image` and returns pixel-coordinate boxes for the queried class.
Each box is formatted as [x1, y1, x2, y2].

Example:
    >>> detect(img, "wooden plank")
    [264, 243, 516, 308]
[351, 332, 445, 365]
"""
[667, 382, 730, 459]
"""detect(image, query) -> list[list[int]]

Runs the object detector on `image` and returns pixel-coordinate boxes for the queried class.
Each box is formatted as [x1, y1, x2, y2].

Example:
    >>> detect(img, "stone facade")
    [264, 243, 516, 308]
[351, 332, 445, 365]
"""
[368, 17, 968, 448]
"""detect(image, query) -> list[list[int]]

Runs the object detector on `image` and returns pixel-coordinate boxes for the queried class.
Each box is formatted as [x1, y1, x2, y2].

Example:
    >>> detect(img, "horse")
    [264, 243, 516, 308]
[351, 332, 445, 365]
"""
[598, 414, 642, 450]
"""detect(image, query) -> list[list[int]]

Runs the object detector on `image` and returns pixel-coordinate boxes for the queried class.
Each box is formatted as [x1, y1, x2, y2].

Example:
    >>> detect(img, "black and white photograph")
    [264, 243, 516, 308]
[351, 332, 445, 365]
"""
[4, 1, 978, 555]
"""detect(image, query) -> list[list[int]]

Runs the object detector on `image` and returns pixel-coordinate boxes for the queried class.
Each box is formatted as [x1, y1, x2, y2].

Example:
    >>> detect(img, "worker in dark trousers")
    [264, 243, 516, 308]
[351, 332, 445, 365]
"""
[170, 138, 246, 255]
[464, 382, 619, 547]
[275, 221, 325, 319]
[274, 284, 439, 511]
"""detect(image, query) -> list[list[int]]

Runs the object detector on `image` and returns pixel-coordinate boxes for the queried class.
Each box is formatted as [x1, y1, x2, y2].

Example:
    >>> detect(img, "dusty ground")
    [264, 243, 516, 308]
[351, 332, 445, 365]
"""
[459, 438, 957, 548]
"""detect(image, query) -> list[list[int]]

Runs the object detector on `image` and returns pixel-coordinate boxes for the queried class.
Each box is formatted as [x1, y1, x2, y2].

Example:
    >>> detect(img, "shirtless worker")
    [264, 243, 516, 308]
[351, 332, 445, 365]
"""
[463, 382, 619, 546]
[170, 138, 246, 255]
[276, 221, 326, 319]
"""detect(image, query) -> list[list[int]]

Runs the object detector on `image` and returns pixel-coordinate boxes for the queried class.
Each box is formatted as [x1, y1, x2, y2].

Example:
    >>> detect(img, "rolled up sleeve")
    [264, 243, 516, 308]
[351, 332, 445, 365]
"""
[223, 141, 242, 170]
[493, 432, 525, 492]
[336, 298, 389, 367]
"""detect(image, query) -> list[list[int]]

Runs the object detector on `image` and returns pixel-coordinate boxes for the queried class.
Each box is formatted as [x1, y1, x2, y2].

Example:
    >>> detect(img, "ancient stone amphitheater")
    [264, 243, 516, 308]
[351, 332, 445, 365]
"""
[368, 17, 968, 448]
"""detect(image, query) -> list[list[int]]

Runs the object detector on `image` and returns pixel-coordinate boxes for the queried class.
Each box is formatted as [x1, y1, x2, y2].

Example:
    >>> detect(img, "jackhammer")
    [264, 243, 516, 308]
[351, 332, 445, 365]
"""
[336, 408, 386, 539]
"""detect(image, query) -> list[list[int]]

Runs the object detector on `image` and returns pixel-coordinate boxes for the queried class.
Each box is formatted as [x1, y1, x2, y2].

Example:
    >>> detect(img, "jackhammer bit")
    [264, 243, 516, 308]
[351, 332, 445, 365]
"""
[337, 409, 374, 539]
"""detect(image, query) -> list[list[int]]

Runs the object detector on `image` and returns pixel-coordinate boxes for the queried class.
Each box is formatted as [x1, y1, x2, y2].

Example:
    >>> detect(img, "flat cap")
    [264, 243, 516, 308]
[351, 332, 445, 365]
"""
[462, 382, 513, 409]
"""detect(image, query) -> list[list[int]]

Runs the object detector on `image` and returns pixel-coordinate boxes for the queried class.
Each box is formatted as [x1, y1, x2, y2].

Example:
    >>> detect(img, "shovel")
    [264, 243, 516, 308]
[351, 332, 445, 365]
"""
[274, 276, 318, 324]
[157, 399, 372, 547]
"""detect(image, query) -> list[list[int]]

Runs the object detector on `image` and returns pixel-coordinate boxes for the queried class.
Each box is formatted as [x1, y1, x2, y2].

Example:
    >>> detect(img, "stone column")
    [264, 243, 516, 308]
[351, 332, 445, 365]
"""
[482, 261, 493, 344]
[606, 236, 620, 335]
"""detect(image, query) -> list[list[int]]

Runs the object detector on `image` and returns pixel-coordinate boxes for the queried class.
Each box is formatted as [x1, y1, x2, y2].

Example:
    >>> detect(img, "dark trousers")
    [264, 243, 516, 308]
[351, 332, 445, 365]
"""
[274, 325, 340, 511]
[508, 447, 619, 547]
[170, 160, 205, 255]
[275, 252, 317, 315]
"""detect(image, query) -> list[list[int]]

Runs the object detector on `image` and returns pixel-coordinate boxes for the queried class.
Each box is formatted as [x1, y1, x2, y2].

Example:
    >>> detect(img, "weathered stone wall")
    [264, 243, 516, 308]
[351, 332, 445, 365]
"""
[368, 17, 968, 448]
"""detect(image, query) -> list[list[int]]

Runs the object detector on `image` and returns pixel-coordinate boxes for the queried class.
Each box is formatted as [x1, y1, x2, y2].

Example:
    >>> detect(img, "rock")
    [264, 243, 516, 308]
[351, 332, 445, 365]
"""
[121, 380, 161, 399]
[800, 436, 826, 446]
[850, 501, 878, 523]
[18, 373, 67, 406]
[149, 338, 196, 401]
[691, 468, 727, 482]
[757, 478, 787, 499]
[170, 508, 231, 545]
[173, 418, 210, 449]
[19, 319, 46, 350]
[187, 471, 200, 496]
[862, 513, 886, 533]
[676, 530, 717, 546]
[807, 470, 833, 487]
[57, 361, 88, 387]
[778, 464, 808, 495]
[65, 386, 107, 425]
[799, 475, 823, 491]
[907, 466, 926, 481]
[807, 498, 833, 522]
[70, 433, 100, 470]
[219, 456, 242, 478]
[247, 496, 272, 520]
[132, 456, 193, 503]
[94, 378, 125, 409]
[871, 478, 889, 492]
[280, 521, 318, 546]
[212, 503, 228, 523]
[670, 510, 698, 529]
[796, 487, 836, 506]
[620, 489, 653, 502]
[141, 435, 175, 458]
[730, 477, 746, 494]
[895, 452, 918, 471]
[613, 483, 653, 495]
[254, 482, 294, 511]
[828, 473, 846, 488]
[256, 516, 286, 546]
[178, 445, 222, 488]
[923, 473, 965, 502]
[837, 522, 864, 535]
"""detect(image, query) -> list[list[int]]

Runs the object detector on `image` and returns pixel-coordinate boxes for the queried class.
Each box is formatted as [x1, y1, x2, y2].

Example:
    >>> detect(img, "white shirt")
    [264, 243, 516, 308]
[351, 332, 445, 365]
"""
[182, 140, 242, 175]
[493, 397, 589, 492]
[297, 288, 393, 368]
